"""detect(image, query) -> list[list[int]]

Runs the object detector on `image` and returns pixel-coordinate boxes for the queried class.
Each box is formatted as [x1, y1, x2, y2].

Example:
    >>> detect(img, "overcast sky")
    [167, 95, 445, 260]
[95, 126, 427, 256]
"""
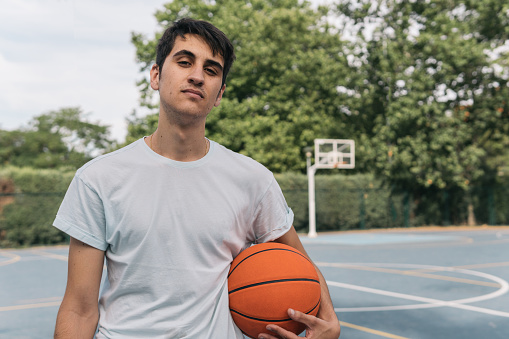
[0, 0, 171, 141]
[1, 0, 330, 142]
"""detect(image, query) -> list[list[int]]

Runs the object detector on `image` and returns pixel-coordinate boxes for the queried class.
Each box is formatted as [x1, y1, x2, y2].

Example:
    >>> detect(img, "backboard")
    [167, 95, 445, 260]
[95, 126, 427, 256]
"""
[314, 139, 355, 169]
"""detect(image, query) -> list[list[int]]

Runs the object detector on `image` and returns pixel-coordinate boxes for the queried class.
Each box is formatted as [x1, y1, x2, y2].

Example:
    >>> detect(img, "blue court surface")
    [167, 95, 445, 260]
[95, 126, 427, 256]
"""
[1, 226, 508, 338]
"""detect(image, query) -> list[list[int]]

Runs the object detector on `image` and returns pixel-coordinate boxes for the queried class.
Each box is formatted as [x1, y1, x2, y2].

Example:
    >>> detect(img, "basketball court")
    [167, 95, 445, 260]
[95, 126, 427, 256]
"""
[1, 140, 508, 338]
[1, 226, 509, 338]
[303, 226, 509, 338]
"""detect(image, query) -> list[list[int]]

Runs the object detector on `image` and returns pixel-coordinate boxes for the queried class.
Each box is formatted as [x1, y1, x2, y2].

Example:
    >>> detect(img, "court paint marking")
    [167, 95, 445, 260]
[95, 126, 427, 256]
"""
[406, 261, 509, 275]
[30, 249, 69, 262]
[30, 249, 108, 270]
[17, 297, 62, 304]
[301, 233, 470, 246]
[329, 280, 509, 317]
[453, 261, 509, 270]
[0, 251, 21, 267]
[0, 300, 61, 312]
[340, 321, 409, 339]
[324, 263, 509, 317]
[0, 250, 63, 313]
[326, 263, 509, 302]
[317, 262, 501, 288]
[472, 237, 509, 246]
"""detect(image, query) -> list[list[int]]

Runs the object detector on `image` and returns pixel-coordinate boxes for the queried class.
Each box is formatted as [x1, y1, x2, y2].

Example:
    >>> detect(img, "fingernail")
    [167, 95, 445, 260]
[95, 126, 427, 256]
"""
[289, 308, 295, 316]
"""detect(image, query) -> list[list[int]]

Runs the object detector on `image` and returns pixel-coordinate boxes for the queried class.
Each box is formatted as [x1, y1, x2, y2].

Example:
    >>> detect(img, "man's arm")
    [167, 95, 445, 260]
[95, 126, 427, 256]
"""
[54, 237, 105, 339]
[260, 226, 341, 339]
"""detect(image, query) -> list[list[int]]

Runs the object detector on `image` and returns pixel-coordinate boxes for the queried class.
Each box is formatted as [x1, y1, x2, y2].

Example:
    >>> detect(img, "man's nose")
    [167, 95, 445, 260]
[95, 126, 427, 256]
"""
[188, 66, 204, 86]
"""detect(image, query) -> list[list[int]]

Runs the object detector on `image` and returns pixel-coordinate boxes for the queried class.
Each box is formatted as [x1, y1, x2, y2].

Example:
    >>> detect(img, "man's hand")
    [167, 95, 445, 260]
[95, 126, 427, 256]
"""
[258, 308, 341, 339]
[269, 227, 341, 339]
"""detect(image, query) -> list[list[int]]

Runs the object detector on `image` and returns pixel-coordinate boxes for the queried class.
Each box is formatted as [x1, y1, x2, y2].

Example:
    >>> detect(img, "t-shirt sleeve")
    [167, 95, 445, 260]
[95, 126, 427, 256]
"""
[251, 177, 294, 243]
[53, 175, 108, 251]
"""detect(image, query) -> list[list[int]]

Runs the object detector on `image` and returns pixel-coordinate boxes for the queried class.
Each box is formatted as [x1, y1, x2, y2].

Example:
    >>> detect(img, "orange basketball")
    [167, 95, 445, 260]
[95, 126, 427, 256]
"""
[228, 242, 321, 338]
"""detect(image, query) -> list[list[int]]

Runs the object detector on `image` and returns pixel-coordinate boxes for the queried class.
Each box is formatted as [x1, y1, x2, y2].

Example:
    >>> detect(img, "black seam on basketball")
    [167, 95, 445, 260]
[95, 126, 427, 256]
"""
[308, 298, 321, 314]
[230, 308, 293, 322]
[239, 329, 251, 338]
[228, 248, 312, 278]
[230, 299, 320, 323]
[228, 278, 320, 294]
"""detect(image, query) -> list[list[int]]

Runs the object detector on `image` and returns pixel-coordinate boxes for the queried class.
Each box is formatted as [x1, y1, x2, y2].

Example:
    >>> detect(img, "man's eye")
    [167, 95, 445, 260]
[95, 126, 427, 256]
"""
[205, 68, 217, 75]
[178, 61, 191, 66]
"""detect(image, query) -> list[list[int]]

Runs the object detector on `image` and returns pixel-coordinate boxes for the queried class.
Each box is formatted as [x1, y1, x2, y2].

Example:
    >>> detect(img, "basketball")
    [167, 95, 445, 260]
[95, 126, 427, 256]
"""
[227, 242, 321, 338]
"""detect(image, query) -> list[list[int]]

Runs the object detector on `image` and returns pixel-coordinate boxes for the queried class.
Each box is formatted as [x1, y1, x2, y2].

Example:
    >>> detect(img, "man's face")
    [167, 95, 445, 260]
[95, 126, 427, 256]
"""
[150, 34, 226, 123]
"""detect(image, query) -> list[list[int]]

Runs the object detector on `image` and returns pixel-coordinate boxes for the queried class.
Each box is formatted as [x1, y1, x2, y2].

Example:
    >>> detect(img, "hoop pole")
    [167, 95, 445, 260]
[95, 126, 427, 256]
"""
[307, 138, 355, 237]
[307, 164, 317, 238]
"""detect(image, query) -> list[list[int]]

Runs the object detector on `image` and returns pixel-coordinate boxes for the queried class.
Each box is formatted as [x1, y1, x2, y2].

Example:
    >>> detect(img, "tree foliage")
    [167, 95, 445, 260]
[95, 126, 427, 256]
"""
[128, 0, 508, 203]
[0, 107, 114, 169]
[129, 0, 353, 172]
[335, 0, 509, 192]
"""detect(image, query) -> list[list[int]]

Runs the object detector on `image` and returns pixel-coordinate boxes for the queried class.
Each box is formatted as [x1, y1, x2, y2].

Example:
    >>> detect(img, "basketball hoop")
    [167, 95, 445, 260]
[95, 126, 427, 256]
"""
[307, 139, 355, 237]
[314, 139, 355, 169]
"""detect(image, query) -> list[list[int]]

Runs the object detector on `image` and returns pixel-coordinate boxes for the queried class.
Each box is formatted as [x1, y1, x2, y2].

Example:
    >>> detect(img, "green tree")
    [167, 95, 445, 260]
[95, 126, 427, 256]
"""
[335, 0, 509, 224]
[128, 0, 354, 172]
[124, 110, 159, 146]
[0, 107, 114, 169]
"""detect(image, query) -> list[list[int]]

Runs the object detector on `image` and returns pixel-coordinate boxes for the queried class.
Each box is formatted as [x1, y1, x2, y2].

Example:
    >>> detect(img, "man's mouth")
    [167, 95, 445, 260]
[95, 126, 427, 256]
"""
[182, 89, 204, 98]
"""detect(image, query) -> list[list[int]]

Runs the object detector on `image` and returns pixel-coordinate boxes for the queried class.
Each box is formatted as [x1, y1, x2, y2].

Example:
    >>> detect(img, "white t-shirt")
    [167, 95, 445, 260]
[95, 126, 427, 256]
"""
[53, 138, 294, 338]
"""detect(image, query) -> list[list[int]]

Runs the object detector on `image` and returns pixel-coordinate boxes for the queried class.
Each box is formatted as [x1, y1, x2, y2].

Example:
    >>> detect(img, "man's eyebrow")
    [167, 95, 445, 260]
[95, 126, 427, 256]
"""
[205, 59, 223, 73]
[173, 49, 195, 59]
[173, 49, 223, 72]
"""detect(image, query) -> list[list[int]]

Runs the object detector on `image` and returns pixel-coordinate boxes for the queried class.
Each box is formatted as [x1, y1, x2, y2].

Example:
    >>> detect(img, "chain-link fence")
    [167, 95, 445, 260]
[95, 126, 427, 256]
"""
[0, 192, 67, 247]
[1, 181, 507, 247]
[287, 184, 508, 233]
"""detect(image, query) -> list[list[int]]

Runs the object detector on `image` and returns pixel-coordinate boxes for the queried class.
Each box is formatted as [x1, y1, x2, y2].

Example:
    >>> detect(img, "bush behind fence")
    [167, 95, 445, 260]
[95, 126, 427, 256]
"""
[277, 173, 509, 232]
[1, 167, 507, 247]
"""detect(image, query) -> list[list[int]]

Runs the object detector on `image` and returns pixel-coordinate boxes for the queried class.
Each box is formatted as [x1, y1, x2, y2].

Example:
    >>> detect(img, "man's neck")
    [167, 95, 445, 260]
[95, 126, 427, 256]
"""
[146, 125, 208, 162]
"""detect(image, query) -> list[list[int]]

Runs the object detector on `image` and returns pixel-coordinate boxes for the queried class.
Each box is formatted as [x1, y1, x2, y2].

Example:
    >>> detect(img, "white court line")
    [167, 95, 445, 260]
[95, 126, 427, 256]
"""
[322, 263, 509, 317]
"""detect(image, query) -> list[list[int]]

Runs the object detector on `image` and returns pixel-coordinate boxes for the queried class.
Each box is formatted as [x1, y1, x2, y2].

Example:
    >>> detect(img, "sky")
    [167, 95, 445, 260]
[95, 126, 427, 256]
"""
[0, 0, 170, 142]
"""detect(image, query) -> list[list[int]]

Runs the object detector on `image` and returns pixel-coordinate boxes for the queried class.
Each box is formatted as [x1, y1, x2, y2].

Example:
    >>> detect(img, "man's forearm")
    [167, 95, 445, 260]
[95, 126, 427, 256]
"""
[54, 305, 99, 339]
[315, 264, 340, 323]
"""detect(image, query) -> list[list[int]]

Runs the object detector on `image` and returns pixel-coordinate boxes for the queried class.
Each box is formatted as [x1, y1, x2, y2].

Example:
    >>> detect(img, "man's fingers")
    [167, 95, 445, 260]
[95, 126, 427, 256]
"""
[260, 324, 298, 339]
[288, 308, 317, 327]
[257, 331, 279, 339]
[258, 309, 323, 339]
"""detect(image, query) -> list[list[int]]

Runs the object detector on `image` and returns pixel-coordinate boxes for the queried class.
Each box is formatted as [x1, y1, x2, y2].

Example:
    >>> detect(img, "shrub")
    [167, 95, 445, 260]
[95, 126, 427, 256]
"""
[275, 172, 405, 232]
[0, 167, 74, 247]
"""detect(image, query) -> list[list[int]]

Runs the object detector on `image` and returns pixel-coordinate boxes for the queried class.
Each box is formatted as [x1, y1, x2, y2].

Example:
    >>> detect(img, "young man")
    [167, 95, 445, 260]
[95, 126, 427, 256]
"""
[53, 18, 340, 339]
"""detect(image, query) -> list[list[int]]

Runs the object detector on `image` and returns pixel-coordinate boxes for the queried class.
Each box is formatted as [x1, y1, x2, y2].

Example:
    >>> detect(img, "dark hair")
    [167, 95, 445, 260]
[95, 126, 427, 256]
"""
[156, 18, 236, 87]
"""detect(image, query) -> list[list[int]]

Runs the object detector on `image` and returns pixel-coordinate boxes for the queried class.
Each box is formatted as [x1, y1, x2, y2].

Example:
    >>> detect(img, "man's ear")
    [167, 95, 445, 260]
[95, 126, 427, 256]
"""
[150, 64, 160, 90]
[214, 84, 226, 107]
